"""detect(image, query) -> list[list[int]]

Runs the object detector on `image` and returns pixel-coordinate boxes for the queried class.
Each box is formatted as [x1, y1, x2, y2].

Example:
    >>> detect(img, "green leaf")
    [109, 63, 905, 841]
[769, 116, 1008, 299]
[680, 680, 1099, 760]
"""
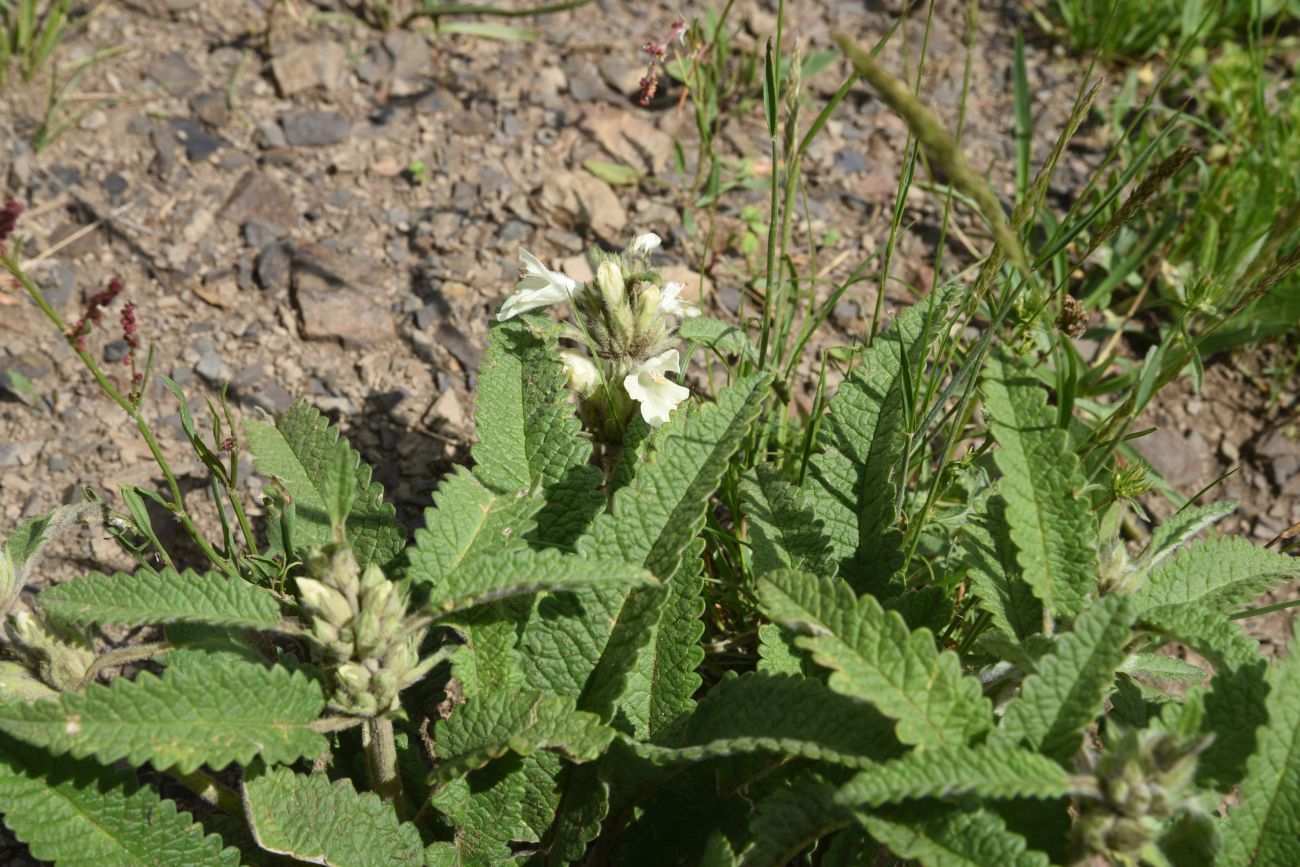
[757, 570, 991, 748]
[0, 734, 237, 866]
[1221, 625, 1300, 866]
[1198, 660, 1269, 791]
[991, 595, 1135, 762]
[429, 754, 558, 864]
[806, 295, 942, 590]
[427, 548, 655, 618]
[582, 159, 642, 186]
[243, 766, 424, 866]
[244, 401, 404, 569]
[1120, 651, 1207, 683]
[634, 673, 902, 769]
[406, 467, 538, 591]
[521, 375, 769, 712]
[2, 503, 105, 612]
[837, 745, 1072, 808]
[432, 692, 614, 782]
[471, 319, 603, 549]
[1139, 500, 1238, 569]
[1139, 605, 1261, 671]
[742, 465, 835, 578]
[739, 779, 852, 867]
[1134, 537, 1300, 615]
[756, 623, 807, 676]
[982, 349, 1098, 621]
[621, 537, 706, 740]
[0, 660, 325, 773]
[859, 804, 1050, 867]
[960, 494, 1043, 640]
[37, 569, 282, 629]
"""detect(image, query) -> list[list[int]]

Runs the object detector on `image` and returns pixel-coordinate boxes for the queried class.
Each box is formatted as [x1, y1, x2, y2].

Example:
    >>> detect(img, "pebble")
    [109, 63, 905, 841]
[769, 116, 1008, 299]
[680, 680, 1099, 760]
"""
[103, 340, 129, 364]
[281, 111, 351, 147]
[245, 381, 295, 415]
[271, 41, 347, 96]
[243, 219, 285, 249]
[292, 245, 397, 348]
[170, 118, 227, 161]
[195, 350, 231, 384]
[190, 90, 230, 128]
[256, 243, 291, 292]
[220, 170, 296, 230]
[148, 52, 203, 97]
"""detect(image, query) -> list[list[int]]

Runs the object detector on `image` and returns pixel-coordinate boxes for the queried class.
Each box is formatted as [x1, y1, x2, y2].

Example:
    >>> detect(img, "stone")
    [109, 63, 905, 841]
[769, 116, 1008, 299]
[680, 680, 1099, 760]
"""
[103, 171, 129, 199]
[0, 441, 42, 468]
[292, 244, 396, 348]
[434, 322, 481, 373]
[281, 111, 351, 147]
[246, 381, 295, 415]
[383, 31, 428, 93]
[1133, 428, 1210, 491]
[195, 349, 231, 384]
[834, 147, 869, 173]
[148, 52, 203, 96]
[257, 120, 288, 149]
[539, 170, 627, 240]
[255, 243, 291, 292]
[190, 90, 230, 127]
[48, 223, 102, 259]
[243, 219, 284, 249]
[1256, 426, 1300, 490]
[271, 41, 347, 96]
[170, 118, 227, 161]
[219, 170, 296, 229]
[578, 107, 674, 174]
[39, 261, 78, 312]
[427, 390, 466, 429]
[103, 339, 130, 363]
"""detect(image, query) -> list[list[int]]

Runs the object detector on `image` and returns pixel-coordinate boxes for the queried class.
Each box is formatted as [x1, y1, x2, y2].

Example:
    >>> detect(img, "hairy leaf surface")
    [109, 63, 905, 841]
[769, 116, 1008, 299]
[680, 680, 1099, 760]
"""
[992, 595, 1135, 761]
[743, 465, 835, 579]
[806, 294, 942, 589]
[837, 745, 1072, 807]
[1134, 537, 1300, 614]
[961, 495, 1042, 640]
[1222, 626, 1300, 866]
[244, 401, 404, 569]
[38, 569, 281, 629]
[0, 661, 324, 773]
[739, 779, 852, 867]
[243, 766, 424, 865]
[758, 570, 991, 747]
[982, 350, 1097, 621]
[0, 734, 237, 866]
[860, 804, 1050, 867]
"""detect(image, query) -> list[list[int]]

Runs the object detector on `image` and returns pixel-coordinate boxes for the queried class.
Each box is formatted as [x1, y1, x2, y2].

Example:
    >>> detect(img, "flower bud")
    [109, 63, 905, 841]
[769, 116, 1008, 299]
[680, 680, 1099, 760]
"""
[335, 662, 372, 695]
[0, 660, 58, 704]
[296, 578, 353, 628]
[560, 350, 601, 396]
[596, 261, 626, 311]
[353, 605, 385, 660]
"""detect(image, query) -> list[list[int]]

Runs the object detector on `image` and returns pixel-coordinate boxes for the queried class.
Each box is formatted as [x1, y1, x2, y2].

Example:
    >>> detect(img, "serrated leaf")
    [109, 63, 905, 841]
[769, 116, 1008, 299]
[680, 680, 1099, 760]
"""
[427, 548, 655, 617]
[961, 494, 1043, 640]
[2, 503, 105, 612]
[757, 623, 807, 676]
[430, 754, 555, 864]
[0, 734, 238, 866]
[471, 319, 604, 547]
[1139, 605, 1261, 671]
[837, 745, 1072, 808]
[406, 468, 538, 591]
[38, 569, 282, 629]
[1120, 651, 1207, 683]
[431, 692, 614, 782]
[620, 537, 706, 740]
[806, 295, 942, 590]
[451, 601, 526, 700]
[739, 779, 852, 867]
[1221, 624, 1300, 866]
[1134, 537, 1300, 615]
[0, 660, 325, 773]
[742, 465, 835, 578]
[991, 595, 1134, 762]
[1198, 660, 1269, 791]
[522, 375, 770, 713]
[982, 350, 1097, 621]
[243, 766, 423, 865]
[860, 804, 1050, 867]
[633, 673, 902, 769]
[1139, 500, 1237, 569]
[758, 570, 991, 748]
[244, 401, 404, 569]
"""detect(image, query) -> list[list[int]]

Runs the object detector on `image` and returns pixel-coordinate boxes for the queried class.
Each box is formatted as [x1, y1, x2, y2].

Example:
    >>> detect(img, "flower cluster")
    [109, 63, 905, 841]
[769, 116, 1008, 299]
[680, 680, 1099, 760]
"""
[637, 21, 686, 106]
[496, 232, 700, 436]
[0, 200, 22, 253]
[70, 276, 125, 353]
[296, 544, 436, 717]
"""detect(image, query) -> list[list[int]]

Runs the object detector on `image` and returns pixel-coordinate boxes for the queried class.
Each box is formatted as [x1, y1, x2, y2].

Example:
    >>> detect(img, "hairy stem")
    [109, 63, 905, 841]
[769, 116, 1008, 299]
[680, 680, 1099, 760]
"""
[365, 717, 406, 820]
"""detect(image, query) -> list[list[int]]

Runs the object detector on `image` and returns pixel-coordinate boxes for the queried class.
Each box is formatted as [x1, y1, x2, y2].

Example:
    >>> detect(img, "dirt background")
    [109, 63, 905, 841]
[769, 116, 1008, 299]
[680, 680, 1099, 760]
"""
[0, 0, 1296, 665]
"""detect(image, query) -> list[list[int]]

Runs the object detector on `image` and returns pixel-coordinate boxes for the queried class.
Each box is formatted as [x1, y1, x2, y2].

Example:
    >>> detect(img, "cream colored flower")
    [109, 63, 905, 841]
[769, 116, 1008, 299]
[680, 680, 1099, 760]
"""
[659, 281, 700, 318]
[630, 232, 662, 255]
[497, 248, 580, 321]
[623, 349, 690, 426]
[560, 350, 601, 395]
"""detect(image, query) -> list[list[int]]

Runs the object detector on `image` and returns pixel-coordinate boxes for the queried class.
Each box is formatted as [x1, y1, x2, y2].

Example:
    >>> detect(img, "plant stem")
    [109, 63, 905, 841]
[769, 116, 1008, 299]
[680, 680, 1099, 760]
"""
[365, 717, 406, 820]
[169, 768, 244, 818]
[77, 641, 171, 690]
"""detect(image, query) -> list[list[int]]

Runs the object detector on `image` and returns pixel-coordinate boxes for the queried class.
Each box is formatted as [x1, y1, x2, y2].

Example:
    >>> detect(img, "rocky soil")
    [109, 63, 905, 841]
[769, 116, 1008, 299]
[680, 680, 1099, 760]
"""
[0, 0, 1295, 655]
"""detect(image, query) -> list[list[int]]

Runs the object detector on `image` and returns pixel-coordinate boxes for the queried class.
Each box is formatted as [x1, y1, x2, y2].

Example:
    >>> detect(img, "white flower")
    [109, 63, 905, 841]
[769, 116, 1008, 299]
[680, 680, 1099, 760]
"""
[659, 281, 700, 318]
[559, 350, 601, 395]
[496, 248, 580, 321]
[623, 349, 690, 427]
[630, 232, 662, 255]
